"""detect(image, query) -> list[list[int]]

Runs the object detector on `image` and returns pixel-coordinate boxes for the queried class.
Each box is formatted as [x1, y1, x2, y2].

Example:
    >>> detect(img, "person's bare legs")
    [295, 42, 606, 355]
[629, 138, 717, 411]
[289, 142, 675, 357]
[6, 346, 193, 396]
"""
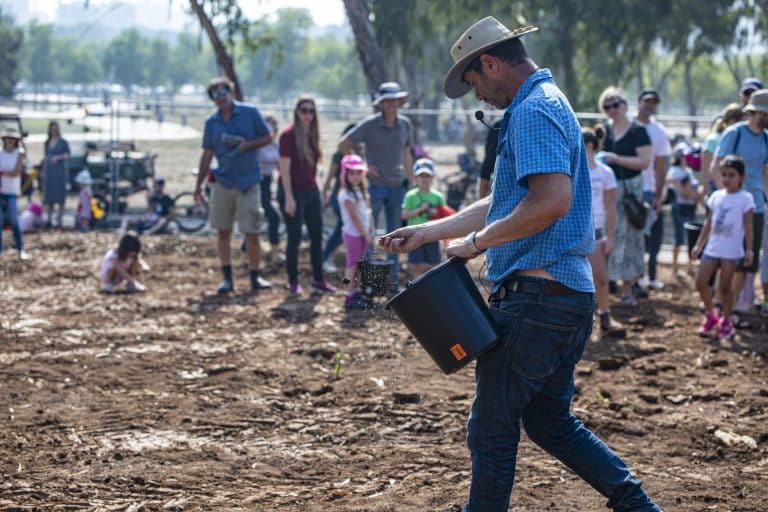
[245, 233, 261, 271]
[217, 229, 232, 266]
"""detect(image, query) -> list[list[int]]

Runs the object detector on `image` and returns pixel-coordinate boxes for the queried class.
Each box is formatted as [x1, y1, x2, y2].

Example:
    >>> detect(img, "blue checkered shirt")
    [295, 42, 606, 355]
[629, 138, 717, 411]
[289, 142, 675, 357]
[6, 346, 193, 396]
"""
[486, 68, 595, 293]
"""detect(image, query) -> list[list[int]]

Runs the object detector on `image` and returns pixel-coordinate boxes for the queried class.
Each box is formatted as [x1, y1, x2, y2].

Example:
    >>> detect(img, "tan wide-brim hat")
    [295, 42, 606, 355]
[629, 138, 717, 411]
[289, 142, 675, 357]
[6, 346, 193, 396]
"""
[744, 89, 768, 114]
[443, 16, 538, 99]
[0, 125, 21, 140]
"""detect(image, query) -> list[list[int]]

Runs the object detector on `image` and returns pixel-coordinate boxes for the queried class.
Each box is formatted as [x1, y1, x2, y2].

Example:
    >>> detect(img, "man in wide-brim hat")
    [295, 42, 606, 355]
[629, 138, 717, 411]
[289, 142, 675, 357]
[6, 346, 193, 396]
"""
[339, 80, 414, 294]
[381, 16, 661, 512]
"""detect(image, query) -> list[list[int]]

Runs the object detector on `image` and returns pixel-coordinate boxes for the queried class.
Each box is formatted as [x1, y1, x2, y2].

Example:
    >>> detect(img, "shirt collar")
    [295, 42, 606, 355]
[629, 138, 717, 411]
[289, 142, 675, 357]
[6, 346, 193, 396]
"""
[214, 101, 243, 121]
[499, 68, 553, 136]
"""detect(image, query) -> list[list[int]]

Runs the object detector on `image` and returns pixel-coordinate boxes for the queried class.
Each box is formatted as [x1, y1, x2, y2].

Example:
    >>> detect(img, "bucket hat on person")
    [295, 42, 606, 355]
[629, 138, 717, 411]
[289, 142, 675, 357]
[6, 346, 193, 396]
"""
[340, 154, 368, 185]
[373, 82, 408, 106]
[744, 89, 768, 114]
[0, 126, 21, 140]
[741, 77, 764, 95]
[413, 158, 435, 177]
[75, 169, 93, 186]
[443, 16, 538, 99]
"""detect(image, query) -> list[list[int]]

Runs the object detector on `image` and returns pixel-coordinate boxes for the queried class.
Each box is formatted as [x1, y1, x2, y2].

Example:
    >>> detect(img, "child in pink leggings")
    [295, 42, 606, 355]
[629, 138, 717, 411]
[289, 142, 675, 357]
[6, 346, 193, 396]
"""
[338, 154, 372, 310]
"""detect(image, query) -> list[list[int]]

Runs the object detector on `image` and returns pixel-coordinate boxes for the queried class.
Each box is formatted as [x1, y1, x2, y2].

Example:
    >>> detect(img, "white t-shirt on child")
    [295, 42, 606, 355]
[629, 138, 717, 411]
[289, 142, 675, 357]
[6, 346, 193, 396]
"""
[589, 162, 617, 231]
[704, 189, 755, 259]
[338, 187, 369, 237]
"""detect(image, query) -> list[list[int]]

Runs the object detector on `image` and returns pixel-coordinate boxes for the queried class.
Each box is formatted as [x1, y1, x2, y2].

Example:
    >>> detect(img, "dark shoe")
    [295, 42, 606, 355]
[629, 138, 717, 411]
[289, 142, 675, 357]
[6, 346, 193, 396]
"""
[251, 275, 273, 291]
[217, 279, 234, 294]
[599, 311, 627, 338]
[608, 280, 618, 294]
[632, 283, 649, 299]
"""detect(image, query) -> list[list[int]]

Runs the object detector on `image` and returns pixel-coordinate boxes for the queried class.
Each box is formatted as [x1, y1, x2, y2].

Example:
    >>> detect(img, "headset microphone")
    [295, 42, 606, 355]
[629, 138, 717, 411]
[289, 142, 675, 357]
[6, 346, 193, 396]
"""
[474, 111, 499, 130]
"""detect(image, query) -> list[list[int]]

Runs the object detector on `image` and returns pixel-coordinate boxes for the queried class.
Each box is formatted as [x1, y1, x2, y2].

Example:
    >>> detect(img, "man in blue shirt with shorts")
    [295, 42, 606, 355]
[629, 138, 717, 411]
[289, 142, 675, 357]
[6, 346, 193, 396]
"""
[381, 17, 660, 512]
[195, 77, 273, 294]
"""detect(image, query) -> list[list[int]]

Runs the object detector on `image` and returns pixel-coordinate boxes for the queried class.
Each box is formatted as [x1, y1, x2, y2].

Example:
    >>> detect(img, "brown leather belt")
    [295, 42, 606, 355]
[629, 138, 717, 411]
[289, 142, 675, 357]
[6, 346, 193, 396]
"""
[496, 277, 581, 299]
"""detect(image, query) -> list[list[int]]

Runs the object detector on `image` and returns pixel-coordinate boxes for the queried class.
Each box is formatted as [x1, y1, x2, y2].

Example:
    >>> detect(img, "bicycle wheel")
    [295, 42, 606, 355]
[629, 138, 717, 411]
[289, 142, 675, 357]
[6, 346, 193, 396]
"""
[173, 191, 209, 232]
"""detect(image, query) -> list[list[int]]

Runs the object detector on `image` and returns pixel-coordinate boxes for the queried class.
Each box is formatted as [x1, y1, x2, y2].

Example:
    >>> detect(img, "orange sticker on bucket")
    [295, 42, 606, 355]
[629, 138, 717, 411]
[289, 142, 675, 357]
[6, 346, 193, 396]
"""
[450, 344, 468, 361]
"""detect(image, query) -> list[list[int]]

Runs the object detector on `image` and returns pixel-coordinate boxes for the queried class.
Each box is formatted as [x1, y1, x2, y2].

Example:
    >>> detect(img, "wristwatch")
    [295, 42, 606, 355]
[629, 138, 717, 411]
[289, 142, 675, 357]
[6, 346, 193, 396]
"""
[465, 231, 486, 257]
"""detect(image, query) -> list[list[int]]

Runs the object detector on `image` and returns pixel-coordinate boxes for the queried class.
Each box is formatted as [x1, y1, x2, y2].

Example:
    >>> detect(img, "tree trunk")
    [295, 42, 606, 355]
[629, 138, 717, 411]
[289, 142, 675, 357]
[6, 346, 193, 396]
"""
[683, 57, 698, 139]
[189, 0, 244, 101]
[343, 0, 387, 97]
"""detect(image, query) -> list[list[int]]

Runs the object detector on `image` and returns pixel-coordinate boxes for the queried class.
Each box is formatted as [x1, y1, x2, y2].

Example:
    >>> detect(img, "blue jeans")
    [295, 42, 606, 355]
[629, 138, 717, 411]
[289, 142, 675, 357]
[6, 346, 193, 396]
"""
[643, 191, 664, 281]
[464, 277, 659, 512]
[369, 183, 405, 289]
[0, 194, 23, 253]
[322, 193, 343, 262]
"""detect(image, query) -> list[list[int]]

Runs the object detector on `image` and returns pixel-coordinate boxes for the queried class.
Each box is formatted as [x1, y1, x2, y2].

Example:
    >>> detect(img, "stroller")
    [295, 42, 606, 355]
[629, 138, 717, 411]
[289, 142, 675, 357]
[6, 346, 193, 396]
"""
[444, 152, 479, 211]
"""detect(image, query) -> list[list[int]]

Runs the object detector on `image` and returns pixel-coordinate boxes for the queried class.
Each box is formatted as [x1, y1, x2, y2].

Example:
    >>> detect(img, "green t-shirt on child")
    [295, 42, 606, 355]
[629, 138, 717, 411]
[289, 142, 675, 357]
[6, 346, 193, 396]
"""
[402, 188, 445, 226]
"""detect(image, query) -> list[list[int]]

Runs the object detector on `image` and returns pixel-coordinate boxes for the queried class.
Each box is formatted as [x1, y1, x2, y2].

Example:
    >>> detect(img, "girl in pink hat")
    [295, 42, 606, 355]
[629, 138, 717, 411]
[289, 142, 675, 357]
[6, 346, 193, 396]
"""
[338, 154, 373, 310]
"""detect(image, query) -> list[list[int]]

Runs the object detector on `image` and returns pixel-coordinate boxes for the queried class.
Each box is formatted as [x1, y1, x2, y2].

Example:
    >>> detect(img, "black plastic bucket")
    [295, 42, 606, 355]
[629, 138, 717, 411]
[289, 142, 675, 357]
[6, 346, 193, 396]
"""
[684, 221, 703, 255]
[385, 257, 498, 374]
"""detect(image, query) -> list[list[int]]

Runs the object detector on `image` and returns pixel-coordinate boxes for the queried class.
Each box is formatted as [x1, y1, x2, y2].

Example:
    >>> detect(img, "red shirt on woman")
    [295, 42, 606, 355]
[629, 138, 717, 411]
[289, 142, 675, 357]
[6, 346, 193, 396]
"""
[278, 125, 319, 193]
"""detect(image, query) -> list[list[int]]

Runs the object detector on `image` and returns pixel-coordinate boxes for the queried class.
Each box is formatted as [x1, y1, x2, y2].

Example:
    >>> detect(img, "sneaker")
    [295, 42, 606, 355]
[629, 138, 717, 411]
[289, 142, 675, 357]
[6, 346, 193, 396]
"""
[638, 275, 650, 289]
[217, 279, 234, 294]
[310, 279, 337, 294]
[619, 295, 637, 307]
[599, 311, 627, 337]
[631, 283, 649, 299]
[251, 275, 273, 291]
[18, 250, 30, 261]
[288, 281, 303, 297]
[322, 259, 337, 273]
[716, 318, 736, 339]
[126, 281, 146, 293]
[648, 279, 664, 290]
[698, 311, 720, 337]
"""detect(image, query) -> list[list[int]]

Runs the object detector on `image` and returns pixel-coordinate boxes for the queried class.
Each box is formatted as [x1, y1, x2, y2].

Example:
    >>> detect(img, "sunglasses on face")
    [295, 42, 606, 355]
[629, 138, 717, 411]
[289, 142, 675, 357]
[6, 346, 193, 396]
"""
[603, 101, 623, 111]
[211, 88, 230, 100]
[298, 106, 316, 115]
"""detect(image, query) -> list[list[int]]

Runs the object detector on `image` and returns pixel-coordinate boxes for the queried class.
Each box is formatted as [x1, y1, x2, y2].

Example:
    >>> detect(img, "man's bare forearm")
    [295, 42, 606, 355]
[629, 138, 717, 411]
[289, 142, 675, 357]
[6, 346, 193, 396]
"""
[419, 196, 490, 243]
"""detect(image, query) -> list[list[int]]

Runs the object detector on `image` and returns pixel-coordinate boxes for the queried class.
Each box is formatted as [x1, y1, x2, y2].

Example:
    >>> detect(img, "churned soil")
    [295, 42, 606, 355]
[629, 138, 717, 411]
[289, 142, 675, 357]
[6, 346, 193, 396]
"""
[1, 232, 767, 511]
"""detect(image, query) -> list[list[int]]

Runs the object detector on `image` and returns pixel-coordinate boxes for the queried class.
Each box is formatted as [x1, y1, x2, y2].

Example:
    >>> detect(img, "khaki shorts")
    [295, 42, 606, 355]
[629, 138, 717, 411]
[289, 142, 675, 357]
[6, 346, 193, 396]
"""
[209, 182, 263, 234]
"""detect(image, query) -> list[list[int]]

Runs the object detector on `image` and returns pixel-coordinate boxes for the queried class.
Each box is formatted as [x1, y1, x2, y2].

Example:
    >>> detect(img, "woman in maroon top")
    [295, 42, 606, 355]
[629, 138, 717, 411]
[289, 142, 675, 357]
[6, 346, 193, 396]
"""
[278, 96, 336, 296]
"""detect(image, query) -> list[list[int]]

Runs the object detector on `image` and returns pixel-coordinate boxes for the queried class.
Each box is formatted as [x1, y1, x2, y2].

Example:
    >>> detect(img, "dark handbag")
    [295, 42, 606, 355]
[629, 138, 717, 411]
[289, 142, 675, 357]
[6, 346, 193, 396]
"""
[621, 186, 649, 229]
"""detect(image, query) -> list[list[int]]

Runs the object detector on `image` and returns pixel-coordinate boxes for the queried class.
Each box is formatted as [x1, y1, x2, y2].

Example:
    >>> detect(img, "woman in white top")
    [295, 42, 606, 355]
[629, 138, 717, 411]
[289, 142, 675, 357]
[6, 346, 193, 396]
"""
[583, 126, 622, 335]
[0, 126, 28, 260]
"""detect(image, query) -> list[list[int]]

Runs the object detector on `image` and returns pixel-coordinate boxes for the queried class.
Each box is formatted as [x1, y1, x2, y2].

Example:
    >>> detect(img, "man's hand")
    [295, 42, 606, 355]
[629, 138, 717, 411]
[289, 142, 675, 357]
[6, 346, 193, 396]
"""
[379, 226, 426, 253]
[193, 185, 203, 204]
[237, 137, 248, 153]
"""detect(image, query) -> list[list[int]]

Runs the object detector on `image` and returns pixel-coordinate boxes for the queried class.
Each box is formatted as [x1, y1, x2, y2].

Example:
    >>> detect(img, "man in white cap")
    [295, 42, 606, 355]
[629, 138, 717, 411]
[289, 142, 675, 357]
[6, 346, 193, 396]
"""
[380, 16, 660, 512]
[339, 81, 413, 293]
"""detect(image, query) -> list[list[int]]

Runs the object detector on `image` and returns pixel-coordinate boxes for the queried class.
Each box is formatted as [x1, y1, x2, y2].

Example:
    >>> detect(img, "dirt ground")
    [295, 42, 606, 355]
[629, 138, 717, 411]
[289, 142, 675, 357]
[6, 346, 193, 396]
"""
[1, 231, 768, 511]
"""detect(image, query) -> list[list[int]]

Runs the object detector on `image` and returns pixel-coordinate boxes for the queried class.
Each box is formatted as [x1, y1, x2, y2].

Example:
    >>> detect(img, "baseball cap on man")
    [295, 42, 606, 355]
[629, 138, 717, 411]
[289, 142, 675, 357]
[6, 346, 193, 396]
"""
[741, 77, 764, 94]
[413, 158, 435, 176]
[443, 16, 538, 99]
[638, 89, 661, 103]
[744, 89, 768, 114]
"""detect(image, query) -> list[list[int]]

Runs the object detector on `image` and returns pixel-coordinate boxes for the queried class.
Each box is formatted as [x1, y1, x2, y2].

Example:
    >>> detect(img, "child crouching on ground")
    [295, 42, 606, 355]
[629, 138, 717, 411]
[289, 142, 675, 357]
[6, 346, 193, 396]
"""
[99, 232, 149, 294]
[691, 155, 754, 340]
[401, 158, 446, 277]
[339, 154, 373, 310]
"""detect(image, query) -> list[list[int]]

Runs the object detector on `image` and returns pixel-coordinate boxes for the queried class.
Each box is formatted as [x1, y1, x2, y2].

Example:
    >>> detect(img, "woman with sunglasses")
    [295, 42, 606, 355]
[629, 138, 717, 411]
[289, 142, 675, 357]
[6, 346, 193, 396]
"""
[598, 86, 652, 306]
[278, 96, 336, 296]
